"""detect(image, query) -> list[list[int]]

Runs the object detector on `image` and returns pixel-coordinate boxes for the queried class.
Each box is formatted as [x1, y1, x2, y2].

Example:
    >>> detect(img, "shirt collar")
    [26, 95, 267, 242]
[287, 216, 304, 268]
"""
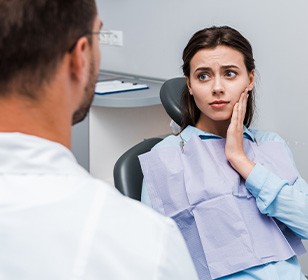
[243, 126, 255, 142]
[180, 125, 255, 142]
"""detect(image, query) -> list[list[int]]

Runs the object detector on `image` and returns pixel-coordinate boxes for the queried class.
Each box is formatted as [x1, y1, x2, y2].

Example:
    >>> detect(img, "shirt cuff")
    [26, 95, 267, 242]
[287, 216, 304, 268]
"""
[245, 163, 287, 212]
[245, 163, 269, 198]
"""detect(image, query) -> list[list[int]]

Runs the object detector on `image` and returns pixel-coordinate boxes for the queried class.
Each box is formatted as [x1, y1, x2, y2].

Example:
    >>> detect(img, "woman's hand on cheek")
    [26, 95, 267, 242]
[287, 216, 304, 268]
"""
[225, 88, 255, 179]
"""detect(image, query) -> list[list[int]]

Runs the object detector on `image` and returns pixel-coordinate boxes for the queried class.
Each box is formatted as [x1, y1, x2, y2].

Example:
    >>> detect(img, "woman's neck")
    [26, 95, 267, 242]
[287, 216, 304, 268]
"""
[196, 118, 230, 138]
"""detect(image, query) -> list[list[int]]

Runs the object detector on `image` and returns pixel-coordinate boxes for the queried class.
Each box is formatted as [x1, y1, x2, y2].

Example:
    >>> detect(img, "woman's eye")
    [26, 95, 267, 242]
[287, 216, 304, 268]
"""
[225, 71, 237, 78]
[198, 73, 209, 81]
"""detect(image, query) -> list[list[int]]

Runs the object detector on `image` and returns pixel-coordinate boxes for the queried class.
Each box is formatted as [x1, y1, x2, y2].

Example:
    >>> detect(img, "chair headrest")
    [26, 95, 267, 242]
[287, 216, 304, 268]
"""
[160, 77, 186, 126]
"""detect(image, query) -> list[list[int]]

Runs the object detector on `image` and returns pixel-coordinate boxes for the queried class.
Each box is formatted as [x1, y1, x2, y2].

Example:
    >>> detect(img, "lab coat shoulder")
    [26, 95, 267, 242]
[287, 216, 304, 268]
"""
[85, 179, 198, 280]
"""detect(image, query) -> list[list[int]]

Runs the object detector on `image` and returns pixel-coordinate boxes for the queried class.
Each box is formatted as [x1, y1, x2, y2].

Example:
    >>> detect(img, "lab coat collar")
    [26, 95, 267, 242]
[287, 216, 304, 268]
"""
[0, 132, 89, 176]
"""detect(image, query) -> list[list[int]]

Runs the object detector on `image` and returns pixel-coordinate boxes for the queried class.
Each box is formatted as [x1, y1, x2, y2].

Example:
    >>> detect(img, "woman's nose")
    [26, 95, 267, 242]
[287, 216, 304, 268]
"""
[212, 77, 224, 95]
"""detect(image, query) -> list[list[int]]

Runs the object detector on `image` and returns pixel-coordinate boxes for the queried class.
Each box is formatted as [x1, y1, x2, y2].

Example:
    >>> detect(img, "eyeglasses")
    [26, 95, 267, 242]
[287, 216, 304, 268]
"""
[90, 31, 105, 44]
[68, 30, 104, 53]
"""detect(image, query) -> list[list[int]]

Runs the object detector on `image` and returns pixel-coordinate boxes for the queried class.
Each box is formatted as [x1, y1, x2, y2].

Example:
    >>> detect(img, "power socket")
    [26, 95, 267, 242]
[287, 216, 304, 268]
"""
[100, 30, 123, 46]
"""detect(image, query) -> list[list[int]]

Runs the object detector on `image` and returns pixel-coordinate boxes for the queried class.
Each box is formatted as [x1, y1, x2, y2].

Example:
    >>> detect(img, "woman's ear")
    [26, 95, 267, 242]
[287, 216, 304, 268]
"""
[186, 77, 193, 95]
[247, 70, 255, 91]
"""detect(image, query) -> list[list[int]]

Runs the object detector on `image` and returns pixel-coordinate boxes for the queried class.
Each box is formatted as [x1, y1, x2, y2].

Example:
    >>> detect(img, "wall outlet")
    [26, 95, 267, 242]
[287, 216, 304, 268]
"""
[100, 30, 123, 46]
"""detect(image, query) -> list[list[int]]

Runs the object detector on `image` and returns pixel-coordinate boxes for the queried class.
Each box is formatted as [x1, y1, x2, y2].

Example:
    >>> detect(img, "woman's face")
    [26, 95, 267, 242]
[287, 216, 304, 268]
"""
[187, 45, 254, 132]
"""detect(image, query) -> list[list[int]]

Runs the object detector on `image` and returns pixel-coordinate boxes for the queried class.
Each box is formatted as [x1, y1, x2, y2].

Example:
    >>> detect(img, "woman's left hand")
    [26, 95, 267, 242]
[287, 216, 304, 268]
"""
[225, 88, 255, 179]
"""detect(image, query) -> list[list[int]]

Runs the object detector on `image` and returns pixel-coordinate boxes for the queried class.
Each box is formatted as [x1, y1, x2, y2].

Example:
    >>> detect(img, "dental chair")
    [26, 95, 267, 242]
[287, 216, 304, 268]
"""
[113, 77, 186, 200]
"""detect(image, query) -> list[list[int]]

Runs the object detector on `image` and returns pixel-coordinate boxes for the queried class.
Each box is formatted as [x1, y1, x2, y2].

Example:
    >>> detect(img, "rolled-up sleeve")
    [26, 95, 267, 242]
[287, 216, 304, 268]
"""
[246, 163, 308, 239]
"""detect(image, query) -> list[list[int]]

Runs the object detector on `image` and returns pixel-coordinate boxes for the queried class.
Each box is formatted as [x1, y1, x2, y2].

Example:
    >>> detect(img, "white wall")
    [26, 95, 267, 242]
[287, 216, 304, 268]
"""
[97, 0, 308, 274]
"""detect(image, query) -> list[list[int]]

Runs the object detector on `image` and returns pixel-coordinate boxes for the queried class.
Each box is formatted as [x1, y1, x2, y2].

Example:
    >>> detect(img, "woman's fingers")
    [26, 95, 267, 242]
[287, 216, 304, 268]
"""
[238, 88, 248, 124]
[230, 102, 239, 130]
[225, 88, 254, 178]
[234, 88, 249, 127]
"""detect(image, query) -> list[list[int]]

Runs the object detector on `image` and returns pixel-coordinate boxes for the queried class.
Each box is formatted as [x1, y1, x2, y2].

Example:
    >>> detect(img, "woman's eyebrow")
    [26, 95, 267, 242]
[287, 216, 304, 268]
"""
[194, 67, 211, 73]
[221, 65, 240, 70]
[194, 65, 240, 73]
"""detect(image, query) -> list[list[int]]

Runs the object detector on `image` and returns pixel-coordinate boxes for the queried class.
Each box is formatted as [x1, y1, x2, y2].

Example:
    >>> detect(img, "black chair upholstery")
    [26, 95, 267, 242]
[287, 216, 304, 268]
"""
[113, 77, 185, 201]
[113, 137, 163, 200]
[160, 77, 186, 126]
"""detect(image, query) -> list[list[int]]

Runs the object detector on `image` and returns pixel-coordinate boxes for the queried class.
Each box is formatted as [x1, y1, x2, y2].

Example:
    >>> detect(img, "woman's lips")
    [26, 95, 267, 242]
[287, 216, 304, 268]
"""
[209, 100, 230, 109]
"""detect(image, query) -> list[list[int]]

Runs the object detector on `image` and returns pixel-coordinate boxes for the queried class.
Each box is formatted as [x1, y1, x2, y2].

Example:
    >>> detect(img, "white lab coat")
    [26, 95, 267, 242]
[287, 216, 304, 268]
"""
[0, 132, 197, 280]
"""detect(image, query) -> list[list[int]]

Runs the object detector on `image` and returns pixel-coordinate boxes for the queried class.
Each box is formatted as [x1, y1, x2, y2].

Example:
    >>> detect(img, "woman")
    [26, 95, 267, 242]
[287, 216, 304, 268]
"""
[139, 26, 308, 279]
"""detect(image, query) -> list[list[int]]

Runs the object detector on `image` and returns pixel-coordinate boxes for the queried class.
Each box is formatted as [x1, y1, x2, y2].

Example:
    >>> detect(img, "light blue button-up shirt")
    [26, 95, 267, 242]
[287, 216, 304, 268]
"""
[141, 125, 308, 279]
